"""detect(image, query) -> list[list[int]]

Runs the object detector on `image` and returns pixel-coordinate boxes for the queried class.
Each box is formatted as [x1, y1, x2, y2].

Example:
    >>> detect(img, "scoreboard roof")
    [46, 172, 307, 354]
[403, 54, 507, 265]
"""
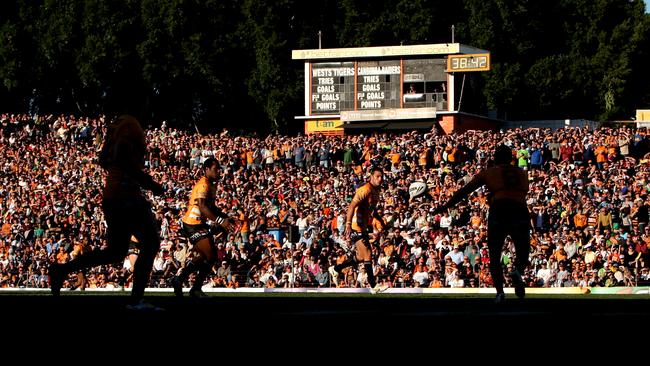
[292, 43, 488, 60]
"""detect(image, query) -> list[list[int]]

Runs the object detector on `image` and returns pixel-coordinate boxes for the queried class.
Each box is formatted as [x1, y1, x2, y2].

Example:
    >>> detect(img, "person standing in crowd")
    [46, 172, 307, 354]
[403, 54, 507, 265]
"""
[171, 158, 235, 298]
[434, 145, 530, 303]
[333, 166, 388, 294]
[49, 115, 164, 311]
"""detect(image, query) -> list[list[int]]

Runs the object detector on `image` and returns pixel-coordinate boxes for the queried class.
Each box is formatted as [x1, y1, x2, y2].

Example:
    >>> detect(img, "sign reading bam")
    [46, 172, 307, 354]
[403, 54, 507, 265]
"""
[305, 120, 344, 135]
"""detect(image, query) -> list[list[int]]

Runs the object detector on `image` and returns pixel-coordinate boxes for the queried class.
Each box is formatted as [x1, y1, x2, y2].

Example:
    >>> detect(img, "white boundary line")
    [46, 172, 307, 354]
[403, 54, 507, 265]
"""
[1, 287, 648, 294]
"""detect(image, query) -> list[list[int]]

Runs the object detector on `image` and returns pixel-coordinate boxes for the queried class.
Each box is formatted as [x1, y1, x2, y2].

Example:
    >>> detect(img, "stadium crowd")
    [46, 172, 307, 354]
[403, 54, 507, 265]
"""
[1, 113, 650, 291]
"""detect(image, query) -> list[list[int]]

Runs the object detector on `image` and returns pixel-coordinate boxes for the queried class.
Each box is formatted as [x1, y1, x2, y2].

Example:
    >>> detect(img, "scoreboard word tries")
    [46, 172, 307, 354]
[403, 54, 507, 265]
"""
[311, 61, 401, 114]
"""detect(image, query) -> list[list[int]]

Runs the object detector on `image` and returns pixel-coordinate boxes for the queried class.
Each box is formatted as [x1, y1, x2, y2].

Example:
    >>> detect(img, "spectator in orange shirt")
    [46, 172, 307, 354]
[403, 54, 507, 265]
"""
[573, 209, 588, 229]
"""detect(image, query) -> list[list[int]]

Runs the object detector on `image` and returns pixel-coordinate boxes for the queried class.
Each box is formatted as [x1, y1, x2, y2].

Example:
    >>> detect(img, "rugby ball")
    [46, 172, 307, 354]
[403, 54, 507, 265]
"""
[408, 181, 428, 199]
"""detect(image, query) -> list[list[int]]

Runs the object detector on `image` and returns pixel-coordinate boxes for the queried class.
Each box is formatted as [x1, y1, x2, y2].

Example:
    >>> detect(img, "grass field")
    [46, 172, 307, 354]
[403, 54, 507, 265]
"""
[1, 289, 648, 319]
[1, 290, 649, 300]
[1, 290, 647, 349]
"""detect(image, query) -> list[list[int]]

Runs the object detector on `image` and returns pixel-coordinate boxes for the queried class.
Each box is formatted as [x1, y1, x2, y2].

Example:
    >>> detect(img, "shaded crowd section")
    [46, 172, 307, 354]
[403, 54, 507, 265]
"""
[1, 113, 650, 292]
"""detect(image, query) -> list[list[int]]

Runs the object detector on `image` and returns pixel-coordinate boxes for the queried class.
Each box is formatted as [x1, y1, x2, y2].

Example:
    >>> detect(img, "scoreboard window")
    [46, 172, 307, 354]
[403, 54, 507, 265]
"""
[311, 62, 355, 114]
[402, 59, 447, 109]
[356, 60, 401, 110]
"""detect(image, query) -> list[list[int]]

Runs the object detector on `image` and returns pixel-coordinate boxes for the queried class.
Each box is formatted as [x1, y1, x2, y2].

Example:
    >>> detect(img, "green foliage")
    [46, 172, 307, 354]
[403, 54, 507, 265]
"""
[0, 0, 648, 130]
[241, 0, 303, 132]
[0, 21, 19, 91]
[463, 0, 649, 120]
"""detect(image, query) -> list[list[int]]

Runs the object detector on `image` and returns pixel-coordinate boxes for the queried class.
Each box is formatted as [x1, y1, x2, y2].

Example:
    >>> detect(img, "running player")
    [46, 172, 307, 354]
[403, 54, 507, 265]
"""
[171, 158, 235, 297]
[49, 115, 164, 311]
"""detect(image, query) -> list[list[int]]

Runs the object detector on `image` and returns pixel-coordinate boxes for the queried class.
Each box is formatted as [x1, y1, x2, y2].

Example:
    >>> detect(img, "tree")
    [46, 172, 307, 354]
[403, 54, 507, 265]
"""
[76, 0, 142, 116]
[241, 0, 305, 133]
[1, 0, 648, 128]
[463, 0, 650, 120]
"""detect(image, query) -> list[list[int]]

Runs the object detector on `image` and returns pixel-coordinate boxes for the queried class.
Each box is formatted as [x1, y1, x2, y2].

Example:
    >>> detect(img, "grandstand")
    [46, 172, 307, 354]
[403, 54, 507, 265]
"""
[1, 113, 650, 299]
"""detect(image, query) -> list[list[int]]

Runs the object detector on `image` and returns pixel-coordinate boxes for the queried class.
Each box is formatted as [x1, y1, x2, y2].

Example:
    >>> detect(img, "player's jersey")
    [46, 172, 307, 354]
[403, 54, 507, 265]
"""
[351, 182, 380, 232]
[476, 165, 528, 205]
[182, 176, 214, 225]
[100, 115, 147, 200]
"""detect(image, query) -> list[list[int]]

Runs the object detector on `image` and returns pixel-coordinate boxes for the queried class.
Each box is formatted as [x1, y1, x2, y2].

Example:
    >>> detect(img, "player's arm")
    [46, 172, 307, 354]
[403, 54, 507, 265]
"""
[435, 173, 485, 214]
[196, 190, 233, 231]
[372, 209, 387, 231]
[344, 198, 359, 237]
[196, 198, 226, 222]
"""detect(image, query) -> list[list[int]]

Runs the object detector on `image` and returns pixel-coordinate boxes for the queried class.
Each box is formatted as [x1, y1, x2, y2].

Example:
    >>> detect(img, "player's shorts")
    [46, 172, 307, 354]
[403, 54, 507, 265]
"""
[350, 231, 372, 262]
[488, 199, 531, 229]
[181, 222, 211, 245]
[350, 231, 370, 243]
[127, 240, 140, 256]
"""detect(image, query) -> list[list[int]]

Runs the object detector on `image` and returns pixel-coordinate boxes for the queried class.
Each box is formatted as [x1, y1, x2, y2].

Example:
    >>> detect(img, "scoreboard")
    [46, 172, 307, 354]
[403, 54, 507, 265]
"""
[295, 43, 491, 128]
[311, 62, 354, 113]
[310, 61, 402, 114]
[310, 58, 448, 115]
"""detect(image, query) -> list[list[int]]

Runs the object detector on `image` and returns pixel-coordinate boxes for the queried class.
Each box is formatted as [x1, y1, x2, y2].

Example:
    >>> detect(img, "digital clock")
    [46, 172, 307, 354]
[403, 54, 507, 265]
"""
[447, 53, 490, 72]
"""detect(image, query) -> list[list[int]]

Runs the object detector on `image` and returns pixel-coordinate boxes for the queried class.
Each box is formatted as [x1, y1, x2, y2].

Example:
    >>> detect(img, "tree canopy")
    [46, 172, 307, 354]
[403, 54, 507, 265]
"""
[0, 0, 648, 132]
